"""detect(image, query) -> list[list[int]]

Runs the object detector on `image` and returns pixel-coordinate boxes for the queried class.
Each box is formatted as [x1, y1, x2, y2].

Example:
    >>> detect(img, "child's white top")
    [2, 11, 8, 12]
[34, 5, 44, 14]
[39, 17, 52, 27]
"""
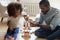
[8, 15, 25, 29]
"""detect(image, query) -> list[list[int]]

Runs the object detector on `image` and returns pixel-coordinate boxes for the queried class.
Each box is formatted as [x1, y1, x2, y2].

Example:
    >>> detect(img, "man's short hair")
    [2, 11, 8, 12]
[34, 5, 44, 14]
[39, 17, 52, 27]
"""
[39, 0, 50, 7]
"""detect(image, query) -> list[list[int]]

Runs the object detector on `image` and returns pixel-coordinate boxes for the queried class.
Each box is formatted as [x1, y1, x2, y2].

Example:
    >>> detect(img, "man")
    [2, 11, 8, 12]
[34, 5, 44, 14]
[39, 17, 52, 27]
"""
[27, 0, 60, 40]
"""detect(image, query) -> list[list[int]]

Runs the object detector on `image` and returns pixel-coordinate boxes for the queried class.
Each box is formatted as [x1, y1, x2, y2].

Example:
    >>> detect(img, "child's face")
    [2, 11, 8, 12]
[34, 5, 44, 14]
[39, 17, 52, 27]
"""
[14, 10, 21, 17]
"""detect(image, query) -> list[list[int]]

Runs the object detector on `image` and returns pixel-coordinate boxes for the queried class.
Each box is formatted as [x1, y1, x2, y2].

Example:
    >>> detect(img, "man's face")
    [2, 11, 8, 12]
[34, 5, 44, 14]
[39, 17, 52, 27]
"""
[40, 4, 50, 14]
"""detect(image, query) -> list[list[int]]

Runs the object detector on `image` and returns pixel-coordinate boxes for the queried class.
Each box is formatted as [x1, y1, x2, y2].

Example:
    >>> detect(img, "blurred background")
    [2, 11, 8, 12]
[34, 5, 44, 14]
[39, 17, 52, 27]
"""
[0, 0, 60, 23]
[0, 0, 60, 40]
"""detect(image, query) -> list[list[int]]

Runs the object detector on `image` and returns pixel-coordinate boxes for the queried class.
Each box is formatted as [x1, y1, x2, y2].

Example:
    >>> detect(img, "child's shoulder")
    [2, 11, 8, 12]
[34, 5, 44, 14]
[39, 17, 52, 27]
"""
[8, 16, 12, 21]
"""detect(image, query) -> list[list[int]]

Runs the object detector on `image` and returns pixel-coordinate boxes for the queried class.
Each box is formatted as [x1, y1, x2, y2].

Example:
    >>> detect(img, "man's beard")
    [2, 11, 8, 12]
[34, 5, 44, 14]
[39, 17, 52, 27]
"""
[42, 10, 49, 14]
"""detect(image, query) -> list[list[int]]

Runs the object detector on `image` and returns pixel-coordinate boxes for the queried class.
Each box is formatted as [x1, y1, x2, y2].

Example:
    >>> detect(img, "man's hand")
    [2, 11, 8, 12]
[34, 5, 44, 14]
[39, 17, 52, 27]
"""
[28, 19, 38, 27]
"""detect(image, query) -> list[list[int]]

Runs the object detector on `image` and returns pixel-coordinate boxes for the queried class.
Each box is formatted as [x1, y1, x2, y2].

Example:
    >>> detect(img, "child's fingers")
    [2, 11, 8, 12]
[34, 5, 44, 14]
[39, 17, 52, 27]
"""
[8, 36, 14, 40]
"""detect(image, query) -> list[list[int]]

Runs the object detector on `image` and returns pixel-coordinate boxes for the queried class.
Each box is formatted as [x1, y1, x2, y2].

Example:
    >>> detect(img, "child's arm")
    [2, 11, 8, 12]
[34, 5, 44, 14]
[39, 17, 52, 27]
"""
[7, 21, 11, 28]
[7, 21, 10, 27]
[7, 21, 13, 30]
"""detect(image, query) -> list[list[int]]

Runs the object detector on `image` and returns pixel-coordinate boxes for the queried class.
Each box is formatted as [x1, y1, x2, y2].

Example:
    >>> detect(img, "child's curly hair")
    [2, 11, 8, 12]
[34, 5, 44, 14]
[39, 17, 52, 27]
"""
[7, 2, 23, 16]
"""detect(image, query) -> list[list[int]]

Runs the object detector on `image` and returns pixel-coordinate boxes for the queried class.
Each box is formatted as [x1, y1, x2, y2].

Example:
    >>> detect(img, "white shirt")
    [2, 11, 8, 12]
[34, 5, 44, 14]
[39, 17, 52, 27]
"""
[8, 15, 25, 29]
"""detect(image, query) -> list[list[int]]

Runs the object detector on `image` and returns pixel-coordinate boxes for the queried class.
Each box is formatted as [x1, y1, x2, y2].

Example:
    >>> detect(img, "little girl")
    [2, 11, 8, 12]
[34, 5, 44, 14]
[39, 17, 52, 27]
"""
[4, 2, 23, 40]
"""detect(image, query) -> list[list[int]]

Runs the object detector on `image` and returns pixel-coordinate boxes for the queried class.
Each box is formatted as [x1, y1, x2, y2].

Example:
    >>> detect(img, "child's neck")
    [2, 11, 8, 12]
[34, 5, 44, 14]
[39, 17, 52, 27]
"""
[13, 16, 17, 18]
[13, 15, 20, 18]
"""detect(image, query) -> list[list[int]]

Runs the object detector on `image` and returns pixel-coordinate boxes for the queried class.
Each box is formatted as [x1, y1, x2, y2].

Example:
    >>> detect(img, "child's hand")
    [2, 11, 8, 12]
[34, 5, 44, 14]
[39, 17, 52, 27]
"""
[9, 36, 14, 40]
[24, 16, 29, 21]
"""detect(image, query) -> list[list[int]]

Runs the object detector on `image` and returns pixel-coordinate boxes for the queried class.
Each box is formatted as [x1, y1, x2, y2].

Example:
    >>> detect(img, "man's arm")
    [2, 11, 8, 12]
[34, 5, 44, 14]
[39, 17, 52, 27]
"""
[24, 13, 51, 30]
[28, 19, 51, 30]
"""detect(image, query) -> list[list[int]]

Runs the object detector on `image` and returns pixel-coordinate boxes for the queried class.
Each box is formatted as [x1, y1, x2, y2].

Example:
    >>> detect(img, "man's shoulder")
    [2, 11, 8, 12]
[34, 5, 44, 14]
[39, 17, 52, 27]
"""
[51, 7, 60, 12]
